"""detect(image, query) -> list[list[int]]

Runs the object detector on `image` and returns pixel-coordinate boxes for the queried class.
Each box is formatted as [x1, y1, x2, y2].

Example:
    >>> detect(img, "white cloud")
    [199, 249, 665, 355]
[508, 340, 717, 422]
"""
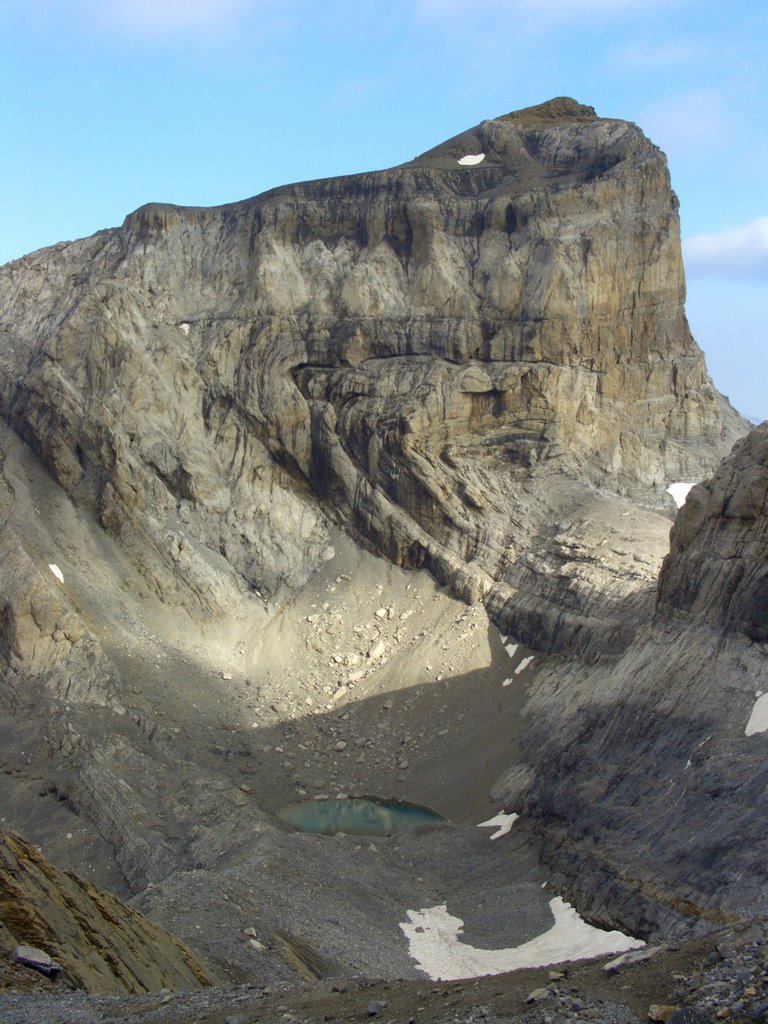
[94, 0, 259, 35]
[416, 0, 678, 31]
[18, 0, 290, 39]
[684, 217, 768, 278]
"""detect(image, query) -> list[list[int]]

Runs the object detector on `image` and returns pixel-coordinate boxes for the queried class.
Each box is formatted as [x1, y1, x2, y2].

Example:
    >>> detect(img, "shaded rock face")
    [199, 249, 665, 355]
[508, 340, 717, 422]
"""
[0, 97, 744, 660]
[659, 424, 768, 641]
[0, 830, 216, 994]
[495, 425, 768, 938]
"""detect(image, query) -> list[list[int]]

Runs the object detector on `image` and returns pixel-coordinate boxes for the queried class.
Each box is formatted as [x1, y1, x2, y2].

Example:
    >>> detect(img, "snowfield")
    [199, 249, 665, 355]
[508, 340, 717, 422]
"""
[400, 896, 644, 981]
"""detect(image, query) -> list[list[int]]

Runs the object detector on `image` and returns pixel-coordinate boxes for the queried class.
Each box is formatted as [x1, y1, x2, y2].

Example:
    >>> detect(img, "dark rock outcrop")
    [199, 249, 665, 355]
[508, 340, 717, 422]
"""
[0, 830, 216, 993]
[659, 423, 768, 640]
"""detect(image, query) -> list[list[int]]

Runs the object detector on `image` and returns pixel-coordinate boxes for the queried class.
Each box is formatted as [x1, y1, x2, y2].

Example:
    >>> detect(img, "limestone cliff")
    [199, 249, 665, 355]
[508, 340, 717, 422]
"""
[0, 98, 746, 670]
[0, 98, 758, 967]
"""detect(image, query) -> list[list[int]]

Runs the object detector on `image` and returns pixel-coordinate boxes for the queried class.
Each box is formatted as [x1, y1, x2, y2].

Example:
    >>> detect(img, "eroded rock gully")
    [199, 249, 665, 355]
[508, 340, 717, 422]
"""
[0, 97, 765, 1018]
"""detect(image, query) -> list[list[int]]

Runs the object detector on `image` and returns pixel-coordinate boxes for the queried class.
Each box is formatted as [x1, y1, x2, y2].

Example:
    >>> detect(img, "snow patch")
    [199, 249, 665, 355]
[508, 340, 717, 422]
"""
[666, 482, 695, 508]
[746, 693, 768, 736]
[179, 322, 190, 335]
[458, 153, 485, 166]
[505, 643, 518, 659]
[48, 563, 64, 583]
[515, 655, 534, 675]
[400, 897, 644, 981]
[501, 677, 513, 688]
[478, 812, 519, 840]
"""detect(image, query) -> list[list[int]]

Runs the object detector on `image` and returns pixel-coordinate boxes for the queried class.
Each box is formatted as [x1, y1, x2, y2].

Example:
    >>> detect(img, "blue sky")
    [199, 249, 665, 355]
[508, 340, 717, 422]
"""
[2, 0, 766, 419]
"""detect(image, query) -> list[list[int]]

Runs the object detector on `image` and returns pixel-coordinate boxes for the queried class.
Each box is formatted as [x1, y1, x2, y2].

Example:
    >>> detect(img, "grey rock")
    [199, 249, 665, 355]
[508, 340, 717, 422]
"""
[0, 98, 744, 682]
[602, 947, 665, 973]
[11, 945, 60, 975]
[668, 1011, 712, 1024]
[527, 987, 552, 1003]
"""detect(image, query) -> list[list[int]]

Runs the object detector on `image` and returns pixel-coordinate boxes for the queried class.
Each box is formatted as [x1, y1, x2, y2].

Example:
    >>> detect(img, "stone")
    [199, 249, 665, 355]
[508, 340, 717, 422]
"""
[649, 1006, 679, 1022]
[668, 1013, 713, 1024]
[12, 945, 61, 975]
[526, 987, 551, 1003]
[0, 98, 743, 673]
[660, 424, 768, 642]
[602, 947, 665, 973]
[0, 96, 760, 1014]
[367, 999, 387, 1016]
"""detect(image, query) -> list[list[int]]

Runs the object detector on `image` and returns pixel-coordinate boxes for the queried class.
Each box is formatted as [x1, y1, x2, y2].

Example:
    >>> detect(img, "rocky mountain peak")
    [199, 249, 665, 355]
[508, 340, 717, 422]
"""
[0, 101, 762, 1021]
[0, 99, 747, 656]
[497, 95, 599, 123]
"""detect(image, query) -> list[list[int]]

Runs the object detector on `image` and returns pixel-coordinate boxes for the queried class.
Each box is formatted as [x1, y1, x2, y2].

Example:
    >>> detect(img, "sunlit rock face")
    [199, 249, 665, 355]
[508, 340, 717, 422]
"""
[0, 830, 216, 994]
[0, 97, 745, 656]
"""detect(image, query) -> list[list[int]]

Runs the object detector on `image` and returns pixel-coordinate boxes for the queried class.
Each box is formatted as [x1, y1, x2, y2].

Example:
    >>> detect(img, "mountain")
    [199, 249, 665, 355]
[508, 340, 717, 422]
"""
[0, 98, 764, 1020]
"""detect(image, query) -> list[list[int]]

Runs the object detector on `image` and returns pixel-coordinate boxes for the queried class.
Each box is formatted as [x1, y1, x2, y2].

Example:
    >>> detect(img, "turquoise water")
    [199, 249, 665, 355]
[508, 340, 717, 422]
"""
[279, 796, 445, 836]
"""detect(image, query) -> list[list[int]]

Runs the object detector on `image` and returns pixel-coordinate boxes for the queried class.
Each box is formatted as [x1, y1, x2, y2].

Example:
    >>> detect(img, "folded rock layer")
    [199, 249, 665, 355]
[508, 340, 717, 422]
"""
[0, 97, 745, 660]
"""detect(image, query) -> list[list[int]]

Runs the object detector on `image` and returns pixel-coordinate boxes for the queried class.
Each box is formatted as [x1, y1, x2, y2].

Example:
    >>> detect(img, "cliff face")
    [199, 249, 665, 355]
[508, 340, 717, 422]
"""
[0, 98, 744, 663]
[659, 425, 768, 640]
[0, 830, 215, 994]
[495, 424, 768, 937]
[0, 98, 759, 972]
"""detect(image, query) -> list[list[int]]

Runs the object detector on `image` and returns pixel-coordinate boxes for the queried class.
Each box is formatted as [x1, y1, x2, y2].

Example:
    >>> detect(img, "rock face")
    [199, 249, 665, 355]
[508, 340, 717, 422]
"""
[0, 830, 216, 993]
[659, 425, 768, 641]
[0, 97, 745, 666]
[495, 424, 768, 938]
[0, 96, 759, 1002]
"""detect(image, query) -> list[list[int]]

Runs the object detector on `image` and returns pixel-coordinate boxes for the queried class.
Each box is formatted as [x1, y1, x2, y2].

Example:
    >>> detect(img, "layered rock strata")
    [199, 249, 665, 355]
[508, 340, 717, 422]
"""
[0, 97, 757, 966]
[0, 830, 216, 993]
[0, 98, 745, 672]
[496, 425, 768, 937]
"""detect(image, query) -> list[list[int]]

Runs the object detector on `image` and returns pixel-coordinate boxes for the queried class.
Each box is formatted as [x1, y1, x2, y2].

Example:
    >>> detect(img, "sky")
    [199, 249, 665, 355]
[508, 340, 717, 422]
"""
[1, 0, 766, 420]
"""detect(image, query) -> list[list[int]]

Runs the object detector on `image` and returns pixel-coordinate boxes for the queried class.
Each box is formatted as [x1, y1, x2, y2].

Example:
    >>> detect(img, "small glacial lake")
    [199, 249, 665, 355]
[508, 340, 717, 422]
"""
[279, 796, 445, 836]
